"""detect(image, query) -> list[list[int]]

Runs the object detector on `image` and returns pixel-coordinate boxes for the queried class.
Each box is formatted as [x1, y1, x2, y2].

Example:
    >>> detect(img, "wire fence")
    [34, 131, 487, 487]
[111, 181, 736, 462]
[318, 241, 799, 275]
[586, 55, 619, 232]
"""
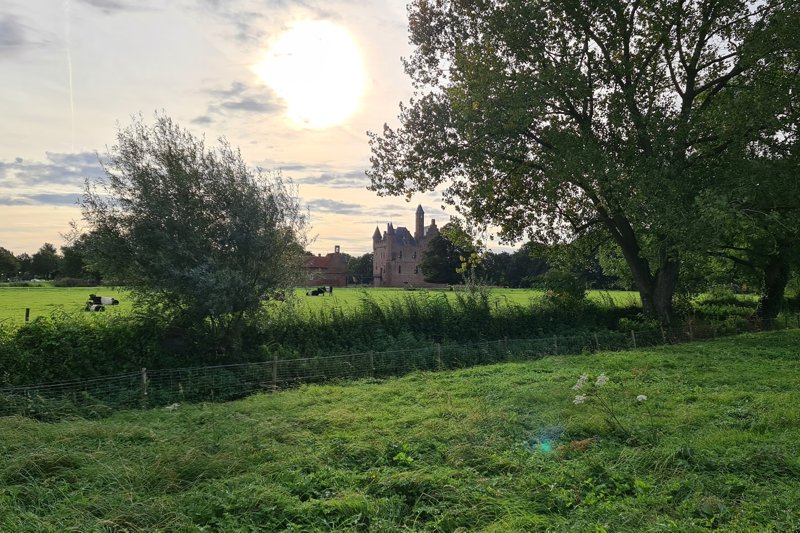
[1, 317, 797, 420]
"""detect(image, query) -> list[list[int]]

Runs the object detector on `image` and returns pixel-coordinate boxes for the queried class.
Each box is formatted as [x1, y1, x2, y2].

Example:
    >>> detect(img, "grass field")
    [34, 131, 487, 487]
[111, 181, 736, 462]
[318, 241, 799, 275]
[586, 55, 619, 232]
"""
[0, 286, 642, 324]
[2, 331, 798, 530]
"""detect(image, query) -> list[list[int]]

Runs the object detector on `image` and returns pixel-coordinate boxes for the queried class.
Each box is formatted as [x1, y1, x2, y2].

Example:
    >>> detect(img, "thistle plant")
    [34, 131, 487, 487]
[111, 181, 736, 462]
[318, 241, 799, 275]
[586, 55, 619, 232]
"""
[571, 372, 657, 443]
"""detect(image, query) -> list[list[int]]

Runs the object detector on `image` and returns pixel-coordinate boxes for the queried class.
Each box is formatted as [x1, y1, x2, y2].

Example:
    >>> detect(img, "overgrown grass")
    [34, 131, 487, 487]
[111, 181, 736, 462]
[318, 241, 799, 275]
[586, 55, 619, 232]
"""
[0, 286, 640, 324]
[1, 288, 644, 386]
[1, 331, 799, 530]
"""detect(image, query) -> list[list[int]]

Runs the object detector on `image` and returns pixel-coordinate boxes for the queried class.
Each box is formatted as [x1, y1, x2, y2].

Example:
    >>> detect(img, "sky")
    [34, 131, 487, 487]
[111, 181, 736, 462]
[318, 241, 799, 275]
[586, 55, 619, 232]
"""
[0, 0, 452, 257]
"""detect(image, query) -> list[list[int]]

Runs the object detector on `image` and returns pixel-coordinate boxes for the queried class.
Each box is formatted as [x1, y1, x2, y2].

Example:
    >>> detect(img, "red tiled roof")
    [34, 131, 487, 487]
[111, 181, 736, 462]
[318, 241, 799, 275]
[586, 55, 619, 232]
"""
[305, 255, 332, 268]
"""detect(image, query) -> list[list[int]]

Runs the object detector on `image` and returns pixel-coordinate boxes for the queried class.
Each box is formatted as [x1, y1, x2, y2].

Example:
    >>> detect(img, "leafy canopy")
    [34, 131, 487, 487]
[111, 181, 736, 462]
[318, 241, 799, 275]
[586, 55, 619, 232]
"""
[368, 0, 792, 321]
[82, 115, 307, 322]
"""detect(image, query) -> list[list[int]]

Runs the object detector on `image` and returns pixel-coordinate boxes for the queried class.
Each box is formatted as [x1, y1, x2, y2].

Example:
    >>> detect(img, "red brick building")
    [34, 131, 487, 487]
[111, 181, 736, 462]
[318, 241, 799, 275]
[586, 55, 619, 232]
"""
[304, 245, 348, 287]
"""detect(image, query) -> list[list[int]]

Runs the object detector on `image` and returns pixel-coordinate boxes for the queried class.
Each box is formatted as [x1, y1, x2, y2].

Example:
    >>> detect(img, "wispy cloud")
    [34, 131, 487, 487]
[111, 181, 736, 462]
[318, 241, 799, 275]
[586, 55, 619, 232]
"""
[194, 0, 336, 46]
[0, 151, 103, 189]
[306, 198, 363, 215]
[75, 0, 159, 15]
[0, 15, 29, 56]
[0, 193, 83, 207]
[298, 170, 369, 189]
[193, 81, 282, 124]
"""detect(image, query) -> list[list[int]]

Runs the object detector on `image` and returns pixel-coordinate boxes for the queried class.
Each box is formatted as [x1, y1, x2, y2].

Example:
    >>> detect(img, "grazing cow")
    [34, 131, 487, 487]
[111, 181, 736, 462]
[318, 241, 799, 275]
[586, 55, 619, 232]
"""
[305, 286, 332, 296]
[88, 294, 119, 305]
[86, 293, 120, 311]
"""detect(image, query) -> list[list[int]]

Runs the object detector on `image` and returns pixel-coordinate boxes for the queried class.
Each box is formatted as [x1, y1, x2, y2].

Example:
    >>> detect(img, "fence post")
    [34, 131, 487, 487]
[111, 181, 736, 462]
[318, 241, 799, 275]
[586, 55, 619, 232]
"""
[436, 343, 443, 370]
[272, 355, 278, 391]
[141, 367, 148, 406]
[661, 326, 667, 344]
[24, 308, 30, 322]
[368, 351, 374, 377]
[593, 333, 600, 352]
[631, 330, 637, 349]
[503, 336, 509, 355]
[688, 322, 694, 342]
[553, 335, 558, 355]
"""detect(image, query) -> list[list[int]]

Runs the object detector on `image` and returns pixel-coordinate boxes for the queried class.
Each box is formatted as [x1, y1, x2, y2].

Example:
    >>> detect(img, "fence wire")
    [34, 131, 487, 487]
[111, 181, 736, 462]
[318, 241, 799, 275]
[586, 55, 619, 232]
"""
[1, 317, 797, 420]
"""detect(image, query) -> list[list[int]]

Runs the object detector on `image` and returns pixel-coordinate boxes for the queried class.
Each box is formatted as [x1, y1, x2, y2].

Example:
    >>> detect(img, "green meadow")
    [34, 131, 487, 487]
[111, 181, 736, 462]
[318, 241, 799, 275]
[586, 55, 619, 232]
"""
[0, 286, 641, 324]
[2, 331, 799, 531]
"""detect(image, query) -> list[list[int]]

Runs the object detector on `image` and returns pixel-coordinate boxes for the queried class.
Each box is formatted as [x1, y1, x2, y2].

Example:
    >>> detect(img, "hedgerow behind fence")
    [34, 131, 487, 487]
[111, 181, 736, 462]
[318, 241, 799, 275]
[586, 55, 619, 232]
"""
[2, 317, 796, 421]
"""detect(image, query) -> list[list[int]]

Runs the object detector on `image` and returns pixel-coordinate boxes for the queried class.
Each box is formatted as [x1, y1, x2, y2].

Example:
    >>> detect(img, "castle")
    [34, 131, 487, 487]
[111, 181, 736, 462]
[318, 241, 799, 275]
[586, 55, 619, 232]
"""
[372, 205, 439, 287]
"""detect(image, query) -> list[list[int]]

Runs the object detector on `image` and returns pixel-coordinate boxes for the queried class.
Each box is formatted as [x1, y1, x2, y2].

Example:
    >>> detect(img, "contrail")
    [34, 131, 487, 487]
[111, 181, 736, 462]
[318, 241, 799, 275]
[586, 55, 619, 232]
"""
[64, 0, 75, 151]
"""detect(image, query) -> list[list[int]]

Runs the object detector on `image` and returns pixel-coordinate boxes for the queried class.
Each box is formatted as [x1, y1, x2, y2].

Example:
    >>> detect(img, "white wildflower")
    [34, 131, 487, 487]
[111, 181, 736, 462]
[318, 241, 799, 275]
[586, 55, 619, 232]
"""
[595, 373, 609, 387]
[636, 395, 648, 403]
[573, 394, 588, 405]
[165, 403, 180, 411]
[572, 374, 589, 390]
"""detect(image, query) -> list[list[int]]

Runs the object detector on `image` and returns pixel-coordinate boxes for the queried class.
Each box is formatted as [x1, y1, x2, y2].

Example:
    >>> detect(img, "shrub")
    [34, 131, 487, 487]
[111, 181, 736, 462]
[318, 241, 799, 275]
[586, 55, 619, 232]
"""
[53, 278, 101, 287]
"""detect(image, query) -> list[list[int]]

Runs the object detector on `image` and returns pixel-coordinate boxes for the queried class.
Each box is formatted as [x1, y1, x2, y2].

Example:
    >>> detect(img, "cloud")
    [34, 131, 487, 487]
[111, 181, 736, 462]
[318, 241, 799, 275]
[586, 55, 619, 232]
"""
[198, 82, 282, 123]
[306, 198, 363, 216]
[298, 170, 369, 189]
[191, 115, 213, 125]
[0, 15, 28, 56]
[0, 151, 103, 189]
[219, 96, 277, 113]
[0, 193, 82, 207]
[75, 0, 158, 15]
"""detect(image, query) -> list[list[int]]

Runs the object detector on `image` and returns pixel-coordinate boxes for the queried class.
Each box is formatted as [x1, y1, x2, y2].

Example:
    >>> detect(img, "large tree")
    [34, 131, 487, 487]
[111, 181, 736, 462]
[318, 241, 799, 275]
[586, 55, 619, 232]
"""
[0, 247, 18, 278]
[347, 252, 374, 284]
[419, 221, 478, 284]
[82, 115, 307, 339]
[698, 10, 800, 320]
[31, 243, 61, 279]
[368, 0, 791, 323]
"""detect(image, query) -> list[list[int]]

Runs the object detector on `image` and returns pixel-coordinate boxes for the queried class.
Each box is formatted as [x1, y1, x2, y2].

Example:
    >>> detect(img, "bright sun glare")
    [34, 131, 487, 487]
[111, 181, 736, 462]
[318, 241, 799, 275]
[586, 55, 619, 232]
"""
[254, 20, 366, 129]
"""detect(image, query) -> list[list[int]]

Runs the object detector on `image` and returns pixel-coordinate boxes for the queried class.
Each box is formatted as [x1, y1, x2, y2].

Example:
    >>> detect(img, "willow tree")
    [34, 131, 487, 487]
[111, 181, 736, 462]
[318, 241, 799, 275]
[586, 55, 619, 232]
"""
[83, 115, 307, 345]
[368, 0, 791, 322]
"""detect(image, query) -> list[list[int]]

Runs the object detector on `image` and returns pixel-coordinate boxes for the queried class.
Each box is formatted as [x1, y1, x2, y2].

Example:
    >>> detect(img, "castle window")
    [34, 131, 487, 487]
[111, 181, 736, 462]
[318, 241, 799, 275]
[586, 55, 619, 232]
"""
[412, 251, 416, 259]
[399, 251, 403, 259]
[391, 252, 396, 261]
[398, 265, 402, 274]
[414, 266, 418, 274]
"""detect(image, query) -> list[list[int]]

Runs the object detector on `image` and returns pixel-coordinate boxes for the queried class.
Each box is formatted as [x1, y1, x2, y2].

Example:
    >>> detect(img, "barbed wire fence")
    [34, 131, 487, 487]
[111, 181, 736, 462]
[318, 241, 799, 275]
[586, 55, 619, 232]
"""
[1, 316, 798, 420]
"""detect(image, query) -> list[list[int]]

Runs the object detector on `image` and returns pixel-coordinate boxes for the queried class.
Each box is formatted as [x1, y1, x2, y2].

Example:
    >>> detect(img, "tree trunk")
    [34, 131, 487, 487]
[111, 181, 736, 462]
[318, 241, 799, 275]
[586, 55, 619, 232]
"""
[605, 216, 679, 325]
[756, 250, 791, 322]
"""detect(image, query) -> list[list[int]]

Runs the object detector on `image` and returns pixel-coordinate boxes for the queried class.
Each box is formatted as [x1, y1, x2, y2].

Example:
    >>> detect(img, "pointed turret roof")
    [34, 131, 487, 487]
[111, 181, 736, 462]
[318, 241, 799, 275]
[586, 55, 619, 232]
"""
[373, 226, 382, 239]
[387, 222, 395, 235]
[416, 204, 424, 213]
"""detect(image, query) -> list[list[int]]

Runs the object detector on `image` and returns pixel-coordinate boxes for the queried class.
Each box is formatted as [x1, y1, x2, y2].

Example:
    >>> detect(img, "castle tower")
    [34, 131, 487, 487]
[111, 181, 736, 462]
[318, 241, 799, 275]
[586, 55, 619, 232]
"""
[373, 226, 382, 242]
[415, 204, 424, 240]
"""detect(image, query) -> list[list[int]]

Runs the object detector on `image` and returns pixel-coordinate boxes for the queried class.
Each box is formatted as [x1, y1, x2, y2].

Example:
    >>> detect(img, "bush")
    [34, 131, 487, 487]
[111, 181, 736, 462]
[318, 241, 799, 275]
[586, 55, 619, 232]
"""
[53, 278, 102, 287]
[537, 270, 586, 304]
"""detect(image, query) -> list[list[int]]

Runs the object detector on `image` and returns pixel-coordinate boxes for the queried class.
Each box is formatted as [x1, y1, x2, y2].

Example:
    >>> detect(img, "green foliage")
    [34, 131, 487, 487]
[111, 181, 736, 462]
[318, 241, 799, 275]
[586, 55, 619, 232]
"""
[0, 247, 18, 278]
[0, 288, 640, 386]
[346, 253, 373, 284]
[419, 221, 478, 284]
[14, 253, 32, 278]
[30, 243, 60, 279]
[82, 114, 308, 332]
[2, 332, 800, 530]
[368, 0, 794, 322]
[537, 270, 586, 304]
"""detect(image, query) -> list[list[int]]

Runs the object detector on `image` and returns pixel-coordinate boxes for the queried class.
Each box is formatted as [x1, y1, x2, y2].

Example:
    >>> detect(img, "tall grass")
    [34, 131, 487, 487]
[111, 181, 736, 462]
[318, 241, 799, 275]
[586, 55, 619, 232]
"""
[2, 284, 772, 387]
[2, 332, 800, 530]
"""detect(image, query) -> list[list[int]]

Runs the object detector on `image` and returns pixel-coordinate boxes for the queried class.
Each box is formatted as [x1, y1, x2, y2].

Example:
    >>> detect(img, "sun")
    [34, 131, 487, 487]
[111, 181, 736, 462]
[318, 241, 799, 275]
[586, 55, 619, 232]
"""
[253, 20, 366, 129]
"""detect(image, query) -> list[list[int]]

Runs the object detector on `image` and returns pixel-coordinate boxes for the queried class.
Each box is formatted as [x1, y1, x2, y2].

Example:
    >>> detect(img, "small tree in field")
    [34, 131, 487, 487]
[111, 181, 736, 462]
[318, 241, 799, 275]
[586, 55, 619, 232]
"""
[82, 115, 307, 345]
